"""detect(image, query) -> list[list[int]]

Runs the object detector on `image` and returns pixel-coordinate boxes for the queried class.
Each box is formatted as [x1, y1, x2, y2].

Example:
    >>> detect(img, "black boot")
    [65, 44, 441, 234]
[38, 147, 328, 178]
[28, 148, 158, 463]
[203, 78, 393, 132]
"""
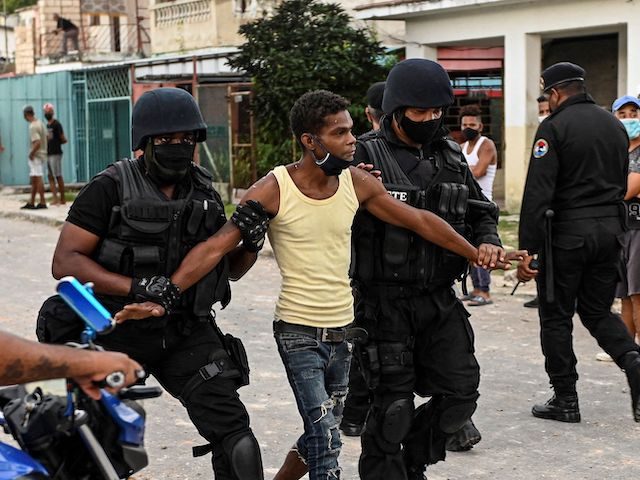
[407, 466, 427, 480]
[621, 351, 640, 422]
[445, 419, 482, 452]
[339, 419, 364, 437]
[532, 393, 580, 423]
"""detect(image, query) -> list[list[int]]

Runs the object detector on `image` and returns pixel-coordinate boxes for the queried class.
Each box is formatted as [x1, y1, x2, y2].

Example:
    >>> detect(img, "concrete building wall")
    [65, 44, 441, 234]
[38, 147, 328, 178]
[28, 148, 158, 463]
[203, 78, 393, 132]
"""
[358, 0, 640, 211]
[149, 0, 247, 54]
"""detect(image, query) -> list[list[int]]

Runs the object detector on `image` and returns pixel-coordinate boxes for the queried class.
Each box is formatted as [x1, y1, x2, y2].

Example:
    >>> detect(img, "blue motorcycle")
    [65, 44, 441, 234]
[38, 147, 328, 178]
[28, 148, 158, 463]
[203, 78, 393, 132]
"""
[0, 277, 161, 479]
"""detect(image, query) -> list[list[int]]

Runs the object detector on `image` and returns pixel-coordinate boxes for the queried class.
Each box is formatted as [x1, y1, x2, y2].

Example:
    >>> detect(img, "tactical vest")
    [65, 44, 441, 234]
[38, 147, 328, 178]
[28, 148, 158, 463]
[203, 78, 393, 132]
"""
[351, 133, 470, 288]
[95, 159, 231, 319]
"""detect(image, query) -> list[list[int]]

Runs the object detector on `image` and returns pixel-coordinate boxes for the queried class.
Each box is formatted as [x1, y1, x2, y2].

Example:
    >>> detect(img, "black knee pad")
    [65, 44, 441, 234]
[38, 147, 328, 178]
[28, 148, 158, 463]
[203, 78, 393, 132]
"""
[381, 398, 414, 444]
[437, 395, 478, 434]
[223, 430, 264, 480]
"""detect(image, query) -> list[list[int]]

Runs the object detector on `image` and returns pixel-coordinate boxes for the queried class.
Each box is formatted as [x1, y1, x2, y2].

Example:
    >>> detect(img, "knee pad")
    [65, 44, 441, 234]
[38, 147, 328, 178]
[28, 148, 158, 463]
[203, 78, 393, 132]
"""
[381, 398, 414, 444]
[223, 430, 264, 480]
[437, 395, 478, 434]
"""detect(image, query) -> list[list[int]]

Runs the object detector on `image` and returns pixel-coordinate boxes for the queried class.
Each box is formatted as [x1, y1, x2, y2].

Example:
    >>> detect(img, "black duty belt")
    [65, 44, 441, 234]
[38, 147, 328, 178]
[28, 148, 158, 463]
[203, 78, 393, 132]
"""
[554, 205, 621, 222]
[273, 321, 367, 343]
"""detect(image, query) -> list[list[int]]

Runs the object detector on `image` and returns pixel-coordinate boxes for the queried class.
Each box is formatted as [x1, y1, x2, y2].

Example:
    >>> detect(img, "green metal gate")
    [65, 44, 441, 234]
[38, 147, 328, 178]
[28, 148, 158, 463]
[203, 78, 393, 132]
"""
[72, 67, 132, 180]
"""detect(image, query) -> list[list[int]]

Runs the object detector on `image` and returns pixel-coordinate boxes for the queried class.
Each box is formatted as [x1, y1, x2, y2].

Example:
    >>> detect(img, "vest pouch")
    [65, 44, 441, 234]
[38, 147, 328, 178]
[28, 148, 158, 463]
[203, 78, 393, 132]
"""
[131, 245, 162, 278]
[383, 225, 411, 266]
[119, 201, 177, 242]
[96, 239, 130, 274]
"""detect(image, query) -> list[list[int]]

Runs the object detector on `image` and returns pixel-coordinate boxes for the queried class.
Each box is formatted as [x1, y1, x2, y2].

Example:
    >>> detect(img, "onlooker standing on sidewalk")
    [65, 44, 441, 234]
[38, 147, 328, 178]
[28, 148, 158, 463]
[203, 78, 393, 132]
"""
[22, 105, 47, 210]
[53, 13, 80, 55]
[460, 104, 497, 307]
[613, 95, 640, 346]
[44, 103, 67, 205]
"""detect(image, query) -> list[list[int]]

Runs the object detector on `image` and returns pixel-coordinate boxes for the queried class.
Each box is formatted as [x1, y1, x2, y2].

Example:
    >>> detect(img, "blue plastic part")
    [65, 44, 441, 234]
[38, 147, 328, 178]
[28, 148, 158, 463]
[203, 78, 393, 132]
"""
[0, 442, 48, 478]
[56, 276, 114, 335]
[100, 391, 145, 446]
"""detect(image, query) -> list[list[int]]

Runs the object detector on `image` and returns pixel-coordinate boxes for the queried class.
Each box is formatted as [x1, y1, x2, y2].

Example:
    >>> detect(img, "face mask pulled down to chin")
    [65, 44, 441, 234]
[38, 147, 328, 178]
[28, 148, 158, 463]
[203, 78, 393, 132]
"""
[312, 137, 351, 176]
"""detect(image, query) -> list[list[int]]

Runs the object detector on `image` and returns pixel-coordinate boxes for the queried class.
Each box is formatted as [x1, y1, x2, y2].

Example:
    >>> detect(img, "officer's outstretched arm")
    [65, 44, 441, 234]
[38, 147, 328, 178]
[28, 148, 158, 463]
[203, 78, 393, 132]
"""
[115, 174, 280, 322]
[350, 166, 483, 266]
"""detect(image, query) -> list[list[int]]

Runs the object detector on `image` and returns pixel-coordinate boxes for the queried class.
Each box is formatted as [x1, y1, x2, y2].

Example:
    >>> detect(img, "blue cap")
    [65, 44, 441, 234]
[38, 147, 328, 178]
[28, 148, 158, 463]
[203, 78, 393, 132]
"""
[612, 95, 640, 112]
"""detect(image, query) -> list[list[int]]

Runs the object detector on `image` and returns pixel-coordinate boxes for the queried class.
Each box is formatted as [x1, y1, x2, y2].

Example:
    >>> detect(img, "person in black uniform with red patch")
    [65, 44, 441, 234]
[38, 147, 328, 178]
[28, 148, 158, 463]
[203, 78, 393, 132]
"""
[517, 62, 640, 424]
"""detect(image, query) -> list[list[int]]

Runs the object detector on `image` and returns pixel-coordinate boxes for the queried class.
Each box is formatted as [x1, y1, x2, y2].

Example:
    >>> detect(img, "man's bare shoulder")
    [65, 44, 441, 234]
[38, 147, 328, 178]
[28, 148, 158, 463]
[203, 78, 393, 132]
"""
[348, 165, 385, 205]
[241, 171, 280, 216]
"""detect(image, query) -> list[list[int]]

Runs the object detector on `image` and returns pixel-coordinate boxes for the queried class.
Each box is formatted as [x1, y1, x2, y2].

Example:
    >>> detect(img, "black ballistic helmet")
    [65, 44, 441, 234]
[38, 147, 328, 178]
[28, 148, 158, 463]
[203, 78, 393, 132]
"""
[382, 58, 454, 114]
[131, 88, 207, 150]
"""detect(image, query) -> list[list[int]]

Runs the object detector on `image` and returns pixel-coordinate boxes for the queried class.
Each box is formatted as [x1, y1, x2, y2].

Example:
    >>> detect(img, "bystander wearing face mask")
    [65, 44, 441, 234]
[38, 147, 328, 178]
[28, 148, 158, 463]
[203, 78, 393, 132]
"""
[621, 118, 640, 140]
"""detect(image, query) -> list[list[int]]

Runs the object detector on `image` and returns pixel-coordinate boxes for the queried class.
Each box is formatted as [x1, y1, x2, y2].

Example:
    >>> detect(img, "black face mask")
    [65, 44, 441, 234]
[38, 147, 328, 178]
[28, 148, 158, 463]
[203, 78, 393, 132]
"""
[397, 111, 442, 145]
[44, 113, 53, 121]
[312, 137, 351, 177]
[462, 127, 480, 141]
[145, 142, 195, 185]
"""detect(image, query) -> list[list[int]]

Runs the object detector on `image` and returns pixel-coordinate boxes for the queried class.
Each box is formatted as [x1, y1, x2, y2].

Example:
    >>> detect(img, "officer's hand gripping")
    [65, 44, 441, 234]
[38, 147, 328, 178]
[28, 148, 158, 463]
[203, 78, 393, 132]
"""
[231, 200, 270, 253]
[129, 275, 181, 315]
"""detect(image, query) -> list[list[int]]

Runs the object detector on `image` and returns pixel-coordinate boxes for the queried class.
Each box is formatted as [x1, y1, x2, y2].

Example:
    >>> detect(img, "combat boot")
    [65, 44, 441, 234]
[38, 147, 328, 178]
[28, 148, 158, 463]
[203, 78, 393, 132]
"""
[532, 393, 580, 423]
[445, 419, 482, 452]
[407, 466, 427, 480]
[620, 351, 640, 422]
[273, 449, 308, 480]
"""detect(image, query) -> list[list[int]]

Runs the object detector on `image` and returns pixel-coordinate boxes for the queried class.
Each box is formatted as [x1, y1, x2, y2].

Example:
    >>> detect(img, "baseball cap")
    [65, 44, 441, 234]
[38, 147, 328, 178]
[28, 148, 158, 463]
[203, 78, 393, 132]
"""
[612, 95, 640, 112]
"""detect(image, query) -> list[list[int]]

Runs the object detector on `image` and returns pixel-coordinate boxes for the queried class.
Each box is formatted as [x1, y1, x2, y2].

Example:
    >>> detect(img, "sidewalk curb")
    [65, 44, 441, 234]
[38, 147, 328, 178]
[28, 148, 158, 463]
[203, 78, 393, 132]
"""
[0, 210, 65, 228]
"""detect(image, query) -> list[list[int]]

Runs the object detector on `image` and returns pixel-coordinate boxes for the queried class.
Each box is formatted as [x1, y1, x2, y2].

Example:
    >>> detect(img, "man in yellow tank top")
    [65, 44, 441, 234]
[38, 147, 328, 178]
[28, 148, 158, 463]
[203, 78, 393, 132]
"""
[116, 90, 521, 480]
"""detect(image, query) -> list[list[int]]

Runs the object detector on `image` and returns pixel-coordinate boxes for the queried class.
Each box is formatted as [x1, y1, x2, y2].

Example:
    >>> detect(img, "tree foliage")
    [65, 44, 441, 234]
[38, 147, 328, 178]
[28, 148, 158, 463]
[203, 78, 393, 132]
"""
[228, 0, 388, 173]
[5, 0, 38, 14]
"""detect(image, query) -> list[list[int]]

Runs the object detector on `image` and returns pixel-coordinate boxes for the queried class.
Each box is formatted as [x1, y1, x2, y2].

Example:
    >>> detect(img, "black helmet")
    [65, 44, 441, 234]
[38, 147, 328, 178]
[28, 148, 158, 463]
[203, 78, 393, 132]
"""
[131, 88, 207, 150]
[382, 59, 454, 114]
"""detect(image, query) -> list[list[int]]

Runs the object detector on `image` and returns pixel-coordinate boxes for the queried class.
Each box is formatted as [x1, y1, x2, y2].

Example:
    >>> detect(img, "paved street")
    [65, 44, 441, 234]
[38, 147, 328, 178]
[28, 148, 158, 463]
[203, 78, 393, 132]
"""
[1, 215, 639, 479]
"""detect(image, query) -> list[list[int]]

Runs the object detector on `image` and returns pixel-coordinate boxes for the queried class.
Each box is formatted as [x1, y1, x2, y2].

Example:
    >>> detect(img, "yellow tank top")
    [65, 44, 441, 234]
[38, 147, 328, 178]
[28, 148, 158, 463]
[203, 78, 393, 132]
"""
[268, 165, 359, 328]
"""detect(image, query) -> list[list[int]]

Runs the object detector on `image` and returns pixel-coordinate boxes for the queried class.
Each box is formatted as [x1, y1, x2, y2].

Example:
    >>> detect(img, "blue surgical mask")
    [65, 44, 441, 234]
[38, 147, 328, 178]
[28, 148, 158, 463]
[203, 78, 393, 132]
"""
[621, 118, 640, 140]
[312, 137, 351, 176]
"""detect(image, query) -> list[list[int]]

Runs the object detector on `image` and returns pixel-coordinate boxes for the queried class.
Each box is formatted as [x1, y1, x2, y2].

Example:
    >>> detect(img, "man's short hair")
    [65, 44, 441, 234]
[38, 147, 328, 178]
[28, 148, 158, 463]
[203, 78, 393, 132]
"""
[290, 90, 350, 146]
[23, 105, 34, 116]
[459, 104, 482, 122]
[537, 95, 549, 103]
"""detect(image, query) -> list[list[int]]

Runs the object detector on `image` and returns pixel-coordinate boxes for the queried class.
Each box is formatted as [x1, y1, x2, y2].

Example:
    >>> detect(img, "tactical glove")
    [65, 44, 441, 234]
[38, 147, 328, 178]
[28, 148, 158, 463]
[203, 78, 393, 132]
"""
[129, 276, 181, 314]
[231, 200, 270, 253]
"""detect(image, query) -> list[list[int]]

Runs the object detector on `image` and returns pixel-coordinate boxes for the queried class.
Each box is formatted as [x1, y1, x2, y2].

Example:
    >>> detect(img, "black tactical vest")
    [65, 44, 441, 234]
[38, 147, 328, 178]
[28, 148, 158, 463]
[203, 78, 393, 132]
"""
[95, 159, 231, 319]
[351, 132, 470, 288]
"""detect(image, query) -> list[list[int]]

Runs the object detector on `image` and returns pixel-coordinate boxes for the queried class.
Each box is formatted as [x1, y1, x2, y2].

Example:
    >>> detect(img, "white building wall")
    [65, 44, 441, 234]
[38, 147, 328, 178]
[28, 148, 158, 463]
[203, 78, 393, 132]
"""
[359, 0, 640, 210]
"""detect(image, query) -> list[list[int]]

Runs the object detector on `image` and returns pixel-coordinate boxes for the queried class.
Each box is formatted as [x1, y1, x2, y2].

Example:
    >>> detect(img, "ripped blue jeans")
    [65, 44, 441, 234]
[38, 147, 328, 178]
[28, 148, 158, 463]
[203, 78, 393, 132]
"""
[275, 327, 351, 480]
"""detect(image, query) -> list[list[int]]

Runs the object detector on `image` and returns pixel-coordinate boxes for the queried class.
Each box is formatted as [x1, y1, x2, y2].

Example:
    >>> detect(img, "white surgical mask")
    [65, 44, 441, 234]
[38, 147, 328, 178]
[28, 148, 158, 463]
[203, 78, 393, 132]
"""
[538, 115, 548, 124]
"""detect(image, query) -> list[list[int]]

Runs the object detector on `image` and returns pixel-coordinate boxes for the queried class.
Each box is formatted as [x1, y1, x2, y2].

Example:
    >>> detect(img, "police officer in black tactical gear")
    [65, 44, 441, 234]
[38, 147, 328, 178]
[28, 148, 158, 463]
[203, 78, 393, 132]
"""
[36, 87, 266, 479]
[351, 59, 507, 480]
[517, 62, 640, 425]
